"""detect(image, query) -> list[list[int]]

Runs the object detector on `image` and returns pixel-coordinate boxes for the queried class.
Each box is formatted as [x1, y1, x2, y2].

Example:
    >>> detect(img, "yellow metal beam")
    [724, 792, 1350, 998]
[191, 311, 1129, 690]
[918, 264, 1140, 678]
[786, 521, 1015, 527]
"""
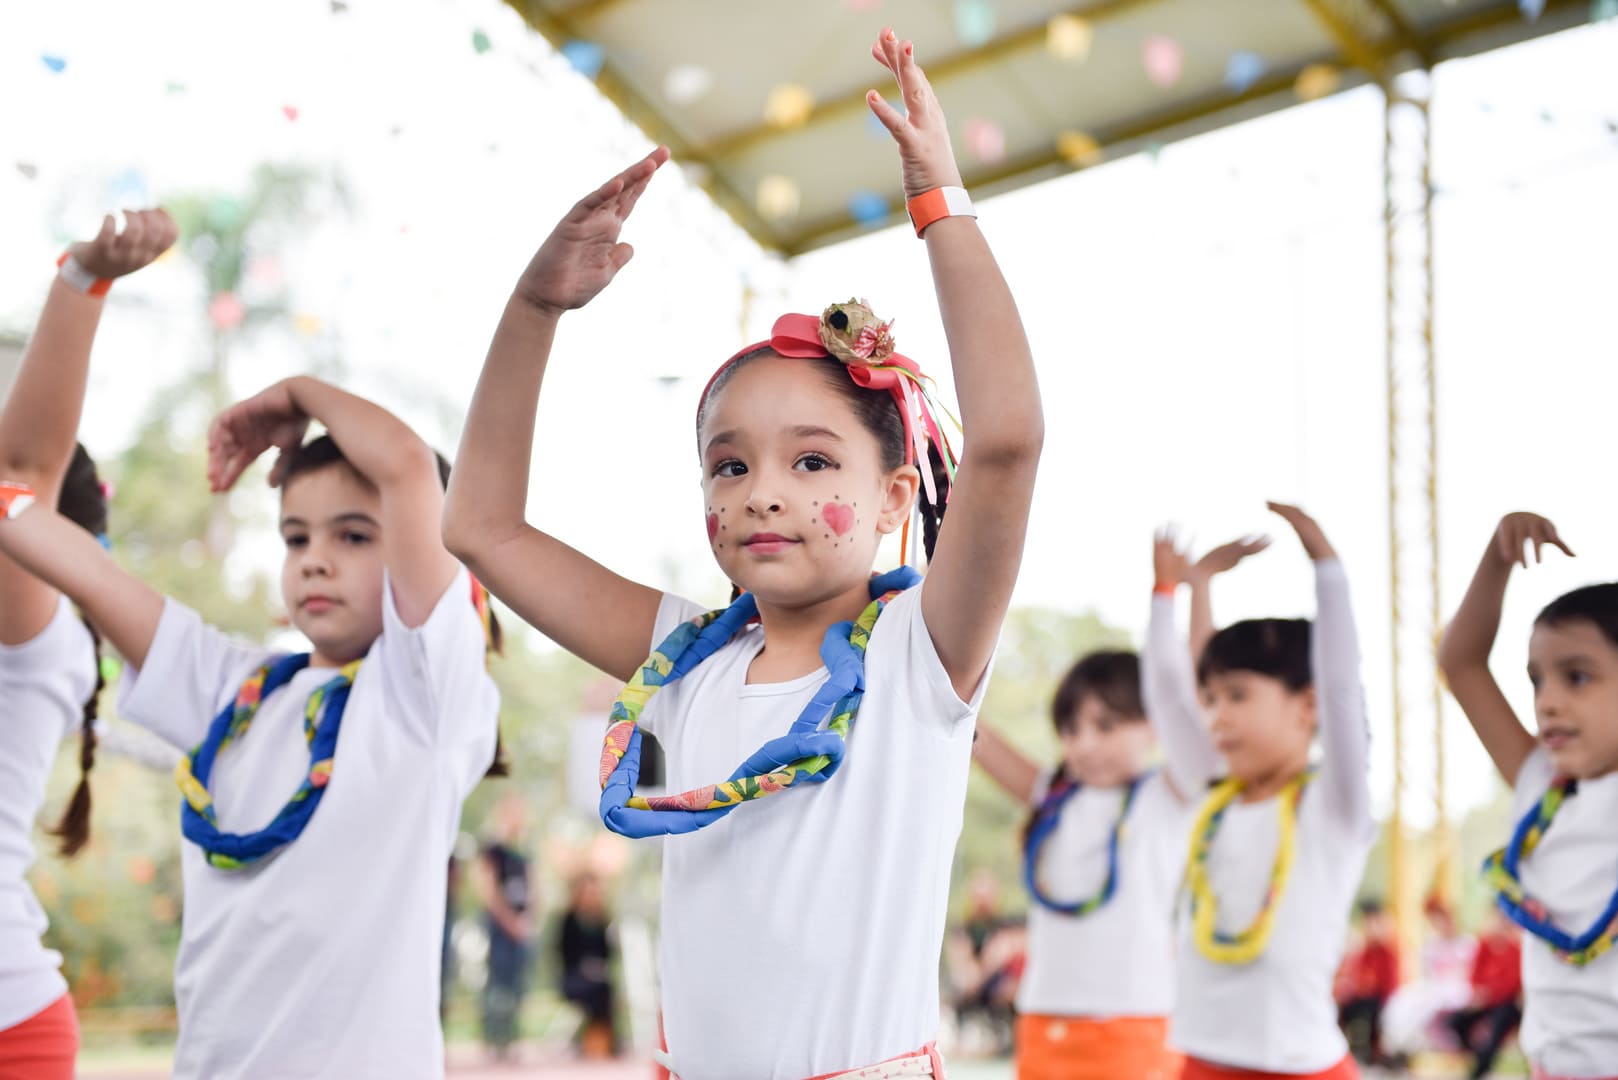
[1298, 0, 1390, 84]
[1365, 0, 1436, 67]
[692, 0, 1165, 163]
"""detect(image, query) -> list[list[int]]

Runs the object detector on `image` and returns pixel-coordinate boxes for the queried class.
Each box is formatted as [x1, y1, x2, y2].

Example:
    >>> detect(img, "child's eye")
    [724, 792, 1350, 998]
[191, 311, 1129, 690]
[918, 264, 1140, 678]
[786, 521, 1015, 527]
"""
[795, 453, 836, 472]
[283, 534, 308, 549]
[1569, 669, 1591, 688]
[343, 531, 372, 546]
[713, 459, 747, 479]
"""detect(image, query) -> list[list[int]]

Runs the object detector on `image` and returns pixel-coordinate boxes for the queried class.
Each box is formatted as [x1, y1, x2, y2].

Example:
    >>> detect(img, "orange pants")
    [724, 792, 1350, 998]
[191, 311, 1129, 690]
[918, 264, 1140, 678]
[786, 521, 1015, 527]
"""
[1181, 1053, 1358, 1080]
[0, 993, 78, 1080]
[1015, 1014, 1180, 1080]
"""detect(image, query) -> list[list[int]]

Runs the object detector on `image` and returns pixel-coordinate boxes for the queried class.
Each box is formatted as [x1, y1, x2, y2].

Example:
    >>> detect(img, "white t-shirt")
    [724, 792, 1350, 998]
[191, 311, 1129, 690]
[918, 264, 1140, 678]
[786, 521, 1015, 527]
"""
[1016, 768, 1192, 1018]
[117, 569, 498, 1080]
[640, 584, 988, 1080]
[1144, 559, 1376, 1072]
[1510, 747, 1618, 1078]
[0, 597, 96, 1030]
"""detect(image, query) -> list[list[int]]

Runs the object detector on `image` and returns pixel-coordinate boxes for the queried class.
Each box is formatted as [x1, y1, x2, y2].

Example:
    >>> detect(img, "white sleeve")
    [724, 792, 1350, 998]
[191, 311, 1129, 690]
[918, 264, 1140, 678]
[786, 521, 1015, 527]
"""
[116, 598, 276, 752]
[0, 596, 97, 742]
[368, 568, 500, 786]
[868, 584, 991, 737]
[1142, 593, 1222, 799]
[637, 593, 708, 740]
[1312, 559, 1374, 837]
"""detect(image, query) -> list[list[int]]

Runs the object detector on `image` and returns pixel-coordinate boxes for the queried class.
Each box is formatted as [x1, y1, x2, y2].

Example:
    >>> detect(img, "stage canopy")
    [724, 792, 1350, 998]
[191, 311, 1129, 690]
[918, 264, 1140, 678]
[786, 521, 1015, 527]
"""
[501, 0, 1596, 255]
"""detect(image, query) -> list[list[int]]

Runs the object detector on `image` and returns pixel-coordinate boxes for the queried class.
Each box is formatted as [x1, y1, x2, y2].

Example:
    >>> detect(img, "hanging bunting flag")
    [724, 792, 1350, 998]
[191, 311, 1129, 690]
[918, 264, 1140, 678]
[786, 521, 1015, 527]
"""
[1519, 0, 1546, 19]
[1594, 0, 1618, 20]
[209, 293, 246, 331]
[561, 41, 605, 78]
[1145, 141, 1165, 163]
[1046, 14, 1093, 61]
[330, 0, 349, 12]
[764, 83, 815, 128]
[964, 118, 1006, 165]
[665, 64, 713, 105]
[41, 55, 67, 74]
[848, 190, 889, 226]
[472, 29, 493, 55]
[15, 161, 38, 180]
[1295, 64, 1341, 101]
[293, 313, 324, 338]
[954, 0, 996, 47]
[757, 175, 801, 220]
[1143, 35, 1183, 88]
[165, 81, 187, 95]
[1224, 50, 1266, 93]
[1056, 130, 1103, 168]
[282, 105, 300, 123]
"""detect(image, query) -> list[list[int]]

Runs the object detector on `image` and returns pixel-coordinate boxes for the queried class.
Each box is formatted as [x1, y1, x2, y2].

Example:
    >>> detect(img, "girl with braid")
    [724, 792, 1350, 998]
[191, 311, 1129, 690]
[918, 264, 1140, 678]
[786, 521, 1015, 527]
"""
[446, 26, 1042, 1080]
[0, 209, 174, 1076]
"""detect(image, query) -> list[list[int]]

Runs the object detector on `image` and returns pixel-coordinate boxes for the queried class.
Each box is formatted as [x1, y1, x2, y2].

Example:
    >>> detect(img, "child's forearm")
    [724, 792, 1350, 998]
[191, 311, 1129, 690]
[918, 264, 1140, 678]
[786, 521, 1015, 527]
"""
[443, 298, 558, 557]
[283, 376, 438, 490]
[971, 721, 1042, 804]
[0, 279, 104, 484]
[1438, 543, 1511, 674]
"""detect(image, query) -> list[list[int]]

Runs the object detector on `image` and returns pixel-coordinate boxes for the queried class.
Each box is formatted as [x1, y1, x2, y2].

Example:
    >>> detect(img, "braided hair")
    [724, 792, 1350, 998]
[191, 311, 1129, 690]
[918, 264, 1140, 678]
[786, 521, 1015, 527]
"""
[49, 444, 108, 856]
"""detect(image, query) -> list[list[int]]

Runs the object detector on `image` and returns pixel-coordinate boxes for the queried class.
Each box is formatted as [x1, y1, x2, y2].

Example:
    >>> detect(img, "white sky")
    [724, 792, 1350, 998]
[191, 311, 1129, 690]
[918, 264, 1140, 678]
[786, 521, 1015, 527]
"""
[2, 0, 1616, 826]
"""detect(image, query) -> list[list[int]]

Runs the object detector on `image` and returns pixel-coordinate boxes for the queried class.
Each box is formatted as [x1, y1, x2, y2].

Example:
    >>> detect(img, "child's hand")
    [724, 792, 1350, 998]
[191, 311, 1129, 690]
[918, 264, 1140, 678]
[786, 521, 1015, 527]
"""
[866, 28, 965, 198]
[207, 381, 310, 493]
[1153, 527, 1194, 589]
[1493, 511, 1574, 568]
[513, 147, 670, 317]
[67, 209, 178, 281]
[1190, 535, 1271, 582]
[1268, 502, 1337, 561]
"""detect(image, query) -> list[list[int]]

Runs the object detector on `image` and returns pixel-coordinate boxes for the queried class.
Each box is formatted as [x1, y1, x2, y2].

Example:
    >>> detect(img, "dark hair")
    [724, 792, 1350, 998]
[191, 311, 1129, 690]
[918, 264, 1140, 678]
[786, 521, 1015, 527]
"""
[1357, 898, 1386, 919]
[1050, 650, 1144, 735]
[1198, 618, 1313, 692]
[698, 350, 951, 560]
[280, 434, 509, 777]
[1535, 584, 1618, 651]
[49, 444, 109, 857]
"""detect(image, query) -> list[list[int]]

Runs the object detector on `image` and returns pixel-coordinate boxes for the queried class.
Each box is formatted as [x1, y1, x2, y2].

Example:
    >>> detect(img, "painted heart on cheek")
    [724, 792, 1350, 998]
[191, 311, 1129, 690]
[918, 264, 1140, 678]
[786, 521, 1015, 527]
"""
[822, 503, 855, 537]
[706, 513, 720, 543]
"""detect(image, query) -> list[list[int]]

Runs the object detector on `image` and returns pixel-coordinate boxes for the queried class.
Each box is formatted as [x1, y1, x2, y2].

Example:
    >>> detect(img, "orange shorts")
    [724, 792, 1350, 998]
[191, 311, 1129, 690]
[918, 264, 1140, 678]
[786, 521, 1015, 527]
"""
[1015, 1014, 1180, 1080]
[0, 993, 78, 1080]
[1181, 1053, 1358, 1080]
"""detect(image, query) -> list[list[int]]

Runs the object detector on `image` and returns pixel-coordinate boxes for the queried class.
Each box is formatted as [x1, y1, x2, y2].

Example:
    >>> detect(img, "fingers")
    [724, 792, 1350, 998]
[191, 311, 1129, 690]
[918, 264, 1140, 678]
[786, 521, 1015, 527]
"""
[606, 242, 635, 277]
[866, 90, 907, 138]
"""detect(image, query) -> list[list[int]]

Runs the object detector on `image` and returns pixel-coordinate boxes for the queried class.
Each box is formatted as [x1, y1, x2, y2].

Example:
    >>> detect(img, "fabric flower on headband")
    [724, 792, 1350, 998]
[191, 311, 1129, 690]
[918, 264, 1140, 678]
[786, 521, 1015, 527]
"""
[819, 299, 896, 366]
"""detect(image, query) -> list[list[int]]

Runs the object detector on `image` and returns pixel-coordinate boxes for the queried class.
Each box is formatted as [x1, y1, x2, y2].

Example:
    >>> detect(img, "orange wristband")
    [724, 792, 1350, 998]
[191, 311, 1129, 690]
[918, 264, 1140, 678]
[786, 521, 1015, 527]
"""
[57, 253, 113, 297]
[906, 186, 975, 237]
[1152, 581, 1179, 597]
[0, 481, 38, 521]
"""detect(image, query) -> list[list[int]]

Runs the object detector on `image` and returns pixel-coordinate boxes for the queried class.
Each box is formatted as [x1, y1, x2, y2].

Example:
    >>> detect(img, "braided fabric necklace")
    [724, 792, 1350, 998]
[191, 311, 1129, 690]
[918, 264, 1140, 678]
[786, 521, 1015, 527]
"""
[175, 653, 359, 869]
[598, 567, 920, 838]
[1022, 771, 1146, 917]
[1484, 775, 1618, 967]
[1186, 770, 1312, 964]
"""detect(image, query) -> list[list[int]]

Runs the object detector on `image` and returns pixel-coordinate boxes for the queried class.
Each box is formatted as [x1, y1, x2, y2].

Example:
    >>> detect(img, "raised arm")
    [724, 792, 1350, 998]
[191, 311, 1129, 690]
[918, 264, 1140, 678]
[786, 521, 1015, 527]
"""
[208, 376, 458, 628]
[0, 499, 164, 668]
[1143, 531, 1223, 800]
[1184, 534, 1270, 664]
[1436, 512, 1567, 785]
[1268, 503, 1371, 830]
[971, 721, 1043, 804]
[442, 152, 669, 682]
[863, 29, 1043, 699]
[0, 209, 175, 645]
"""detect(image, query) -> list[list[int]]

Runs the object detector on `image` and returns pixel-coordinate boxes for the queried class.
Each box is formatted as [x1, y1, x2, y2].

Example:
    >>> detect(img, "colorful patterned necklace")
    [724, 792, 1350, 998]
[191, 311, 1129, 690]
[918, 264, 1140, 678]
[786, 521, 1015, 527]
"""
[598, 567, 920, 838]
[1484, 775, 1618, 966]
[1186, 770, 1312, 964]
[1022, 771, 1146, 917]
[176, 653, 359, 869]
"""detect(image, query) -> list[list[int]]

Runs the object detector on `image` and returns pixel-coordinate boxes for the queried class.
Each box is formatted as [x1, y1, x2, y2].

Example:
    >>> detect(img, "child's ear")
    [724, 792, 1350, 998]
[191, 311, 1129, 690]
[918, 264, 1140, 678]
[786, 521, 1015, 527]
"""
[876, 463, 921, 535]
